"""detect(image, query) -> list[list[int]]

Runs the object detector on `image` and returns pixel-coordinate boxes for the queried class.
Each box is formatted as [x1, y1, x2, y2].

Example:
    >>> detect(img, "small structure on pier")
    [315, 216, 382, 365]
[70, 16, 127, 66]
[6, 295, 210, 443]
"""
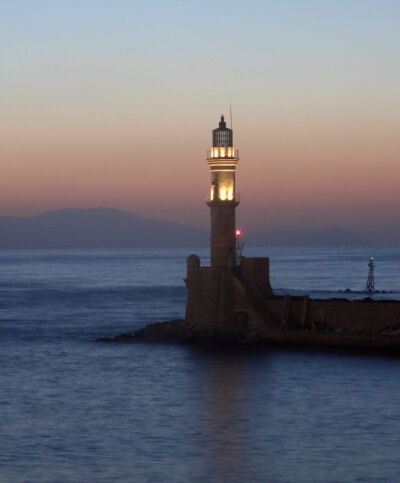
[366, 256, 375, 294]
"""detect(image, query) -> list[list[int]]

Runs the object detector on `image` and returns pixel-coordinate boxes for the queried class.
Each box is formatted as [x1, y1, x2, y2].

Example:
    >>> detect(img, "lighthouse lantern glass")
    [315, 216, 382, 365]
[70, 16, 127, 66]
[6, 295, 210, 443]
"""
[208, 115, 238, 202]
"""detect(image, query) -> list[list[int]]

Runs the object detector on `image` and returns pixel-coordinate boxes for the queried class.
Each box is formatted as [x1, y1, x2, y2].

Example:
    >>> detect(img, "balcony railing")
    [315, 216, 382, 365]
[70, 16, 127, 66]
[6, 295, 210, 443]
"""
[206, 192, 240, 203]
[207, 147, 239, 160]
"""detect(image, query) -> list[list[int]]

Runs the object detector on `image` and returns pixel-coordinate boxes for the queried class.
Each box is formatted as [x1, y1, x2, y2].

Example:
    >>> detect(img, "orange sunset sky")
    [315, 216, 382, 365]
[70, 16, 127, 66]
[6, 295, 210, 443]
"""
[1, 1, 399, 233]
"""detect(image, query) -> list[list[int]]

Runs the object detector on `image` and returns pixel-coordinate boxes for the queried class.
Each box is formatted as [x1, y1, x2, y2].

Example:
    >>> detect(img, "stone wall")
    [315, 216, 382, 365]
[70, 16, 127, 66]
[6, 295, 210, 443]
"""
[185, 254, 400, 336]
[185, 254, 272, 327]
[267, 296, 400, 335]
[185, 254, 234, 326]
[240, 256, 273, 300]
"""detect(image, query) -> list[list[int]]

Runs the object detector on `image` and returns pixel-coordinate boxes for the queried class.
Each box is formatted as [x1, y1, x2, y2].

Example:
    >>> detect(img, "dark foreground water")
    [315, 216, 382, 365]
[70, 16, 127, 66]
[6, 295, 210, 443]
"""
[1, 247, 400, 482]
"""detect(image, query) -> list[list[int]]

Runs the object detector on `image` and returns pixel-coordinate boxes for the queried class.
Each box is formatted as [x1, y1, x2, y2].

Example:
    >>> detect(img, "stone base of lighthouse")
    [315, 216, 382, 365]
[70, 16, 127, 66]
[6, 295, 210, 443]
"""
[185, 255, 273, 327]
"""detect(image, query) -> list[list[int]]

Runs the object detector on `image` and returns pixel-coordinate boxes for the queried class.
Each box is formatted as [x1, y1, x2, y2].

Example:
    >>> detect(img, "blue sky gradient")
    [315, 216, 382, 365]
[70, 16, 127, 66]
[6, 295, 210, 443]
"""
[1, 1, 399, 231]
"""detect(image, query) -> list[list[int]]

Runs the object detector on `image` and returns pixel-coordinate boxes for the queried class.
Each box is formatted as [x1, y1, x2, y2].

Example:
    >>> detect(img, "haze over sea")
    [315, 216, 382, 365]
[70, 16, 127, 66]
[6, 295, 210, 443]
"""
[1, 246, 400, 482]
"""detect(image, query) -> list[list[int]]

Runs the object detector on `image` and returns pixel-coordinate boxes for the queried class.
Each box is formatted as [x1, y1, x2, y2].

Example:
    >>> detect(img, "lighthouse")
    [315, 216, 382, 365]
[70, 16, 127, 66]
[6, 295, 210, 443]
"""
[184, 114, 272, 327]
[207, 115, 239, 267]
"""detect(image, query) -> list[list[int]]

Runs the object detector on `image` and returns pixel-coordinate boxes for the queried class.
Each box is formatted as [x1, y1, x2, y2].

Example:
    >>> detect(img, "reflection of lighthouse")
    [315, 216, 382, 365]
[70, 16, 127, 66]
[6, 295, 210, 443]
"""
[207, 115, 239, 268]
[196, 352, 251, 481]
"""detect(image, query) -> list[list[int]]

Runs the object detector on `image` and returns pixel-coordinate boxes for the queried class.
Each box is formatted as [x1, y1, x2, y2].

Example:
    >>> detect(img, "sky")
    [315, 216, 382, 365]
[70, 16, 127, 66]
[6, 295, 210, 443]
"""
[1, 0, 399, 233]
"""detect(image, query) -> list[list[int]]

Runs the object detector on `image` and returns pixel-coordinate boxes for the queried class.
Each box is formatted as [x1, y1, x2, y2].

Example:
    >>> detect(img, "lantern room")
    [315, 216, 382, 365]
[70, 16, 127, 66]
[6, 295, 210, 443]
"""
[207, 115, 239, 203]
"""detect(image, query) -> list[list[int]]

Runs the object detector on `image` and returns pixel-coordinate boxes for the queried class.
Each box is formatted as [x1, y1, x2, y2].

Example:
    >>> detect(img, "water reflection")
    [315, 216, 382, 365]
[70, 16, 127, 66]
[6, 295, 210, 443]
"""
[189, 348, 269, 482]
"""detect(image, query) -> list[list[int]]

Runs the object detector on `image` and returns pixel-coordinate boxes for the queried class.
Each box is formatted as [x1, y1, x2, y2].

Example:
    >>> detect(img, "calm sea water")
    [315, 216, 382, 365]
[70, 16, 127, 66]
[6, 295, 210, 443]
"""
[1, 247, 400, 482]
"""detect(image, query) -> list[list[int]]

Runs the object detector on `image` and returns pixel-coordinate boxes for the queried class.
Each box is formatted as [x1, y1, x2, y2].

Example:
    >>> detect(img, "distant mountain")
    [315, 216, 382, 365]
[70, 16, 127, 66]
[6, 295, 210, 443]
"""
[246, 227, 371, 246]
[0, 208, 208, 248]
[354, 224, 400, 245]
[0, 209, 377, 248]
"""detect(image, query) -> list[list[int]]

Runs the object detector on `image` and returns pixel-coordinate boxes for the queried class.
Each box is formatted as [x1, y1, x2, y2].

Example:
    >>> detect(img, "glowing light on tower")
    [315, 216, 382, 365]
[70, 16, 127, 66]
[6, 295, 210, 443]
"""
[207, 115, 239, 204]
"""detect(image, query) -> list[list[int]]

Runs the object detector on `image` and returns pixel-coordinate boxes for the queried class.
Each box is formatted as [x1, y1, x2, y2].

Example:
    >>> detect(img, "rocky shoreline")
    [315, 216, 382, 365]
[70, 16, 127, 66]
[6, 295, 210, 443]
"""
[97, 319, 400, 355]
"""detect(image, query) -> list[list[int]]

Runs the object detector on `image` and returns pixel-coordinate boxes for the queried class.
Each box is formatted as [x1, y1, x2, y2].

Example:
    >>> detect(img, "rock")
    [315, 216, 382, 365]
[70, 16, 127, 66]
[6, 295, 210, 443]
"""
[96, 332, 139, 343]
[101, 319, 270, 346]
[96, 320, 187, 343]
[97, 318, 400, 355]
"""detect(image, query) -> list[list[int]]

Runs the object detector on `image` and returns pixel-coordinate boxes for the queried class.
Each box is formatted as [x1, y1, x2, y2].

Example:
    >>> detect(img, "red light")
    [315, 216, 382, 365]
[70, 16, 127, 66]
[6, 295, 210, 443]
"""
[235, 229, 241, 237]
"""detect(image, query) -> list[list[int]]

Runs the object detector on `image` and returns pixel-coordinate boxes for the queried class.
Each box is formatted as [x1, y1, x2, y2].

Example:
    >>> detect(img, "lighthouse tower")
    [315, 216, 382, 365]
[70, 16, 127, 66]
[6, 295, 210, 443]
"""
[207, 115, 239, 267]
[184, 115, 272, 327]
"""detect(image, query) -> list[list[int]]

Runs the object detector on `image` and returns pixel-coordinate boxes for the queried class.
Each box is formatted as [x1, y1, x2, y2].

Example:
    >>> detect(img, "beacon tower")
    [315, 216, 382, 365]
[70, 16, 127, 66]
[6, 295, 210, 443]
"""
[184, 115, 272, 327]
[207, 115, 239, 267]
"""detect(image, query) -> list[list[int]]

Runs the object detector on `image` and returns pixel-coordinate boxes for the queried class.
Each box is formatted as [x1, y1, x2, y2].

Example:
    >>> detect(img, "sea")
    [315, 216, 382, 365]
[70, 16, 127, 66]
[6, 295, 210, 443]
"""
[1, 246, 400, 483]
